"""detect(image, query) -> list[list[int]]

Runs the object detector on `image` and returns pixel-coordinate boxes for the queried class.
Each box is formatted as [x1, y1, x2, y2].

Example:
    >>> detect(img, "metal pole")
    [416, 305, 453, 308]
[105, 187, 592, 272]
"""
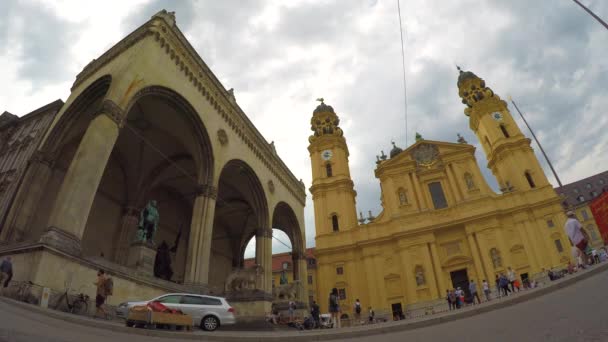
[510, 99, 563, 187]
[572, 0, 608, 30]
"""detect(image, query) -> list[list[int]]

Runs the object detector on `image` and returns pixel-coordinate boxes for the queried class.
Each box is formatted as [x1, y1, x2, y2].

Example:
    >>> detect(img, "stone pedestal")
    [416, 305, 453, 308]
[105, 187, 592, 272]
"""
[127, 242, 156, 276]
[226, 290, 273, 325]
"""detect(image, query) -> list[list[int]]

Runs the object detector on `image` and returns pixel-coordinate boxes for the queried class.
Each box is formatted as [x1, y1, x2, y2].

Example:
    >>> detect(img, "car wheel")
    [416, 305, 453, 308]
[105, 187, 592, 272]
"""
[126, 320, 134, 327]
[201, 316, 219, 331]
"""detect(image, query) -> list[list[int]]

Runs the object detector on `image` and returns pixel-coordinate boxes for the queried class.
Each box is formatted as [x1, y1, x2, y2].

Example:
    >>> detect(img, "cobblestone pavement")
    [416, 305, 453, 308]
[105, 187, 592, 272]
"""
[0, 267, 607, 341]
[334, 267, 608, 342]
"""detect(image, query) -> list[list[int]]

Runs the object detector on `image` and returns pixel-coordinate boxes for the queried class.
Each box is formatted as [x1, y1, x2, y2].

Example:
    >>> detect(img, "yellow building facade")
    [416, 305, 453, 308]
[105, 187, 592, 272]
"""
[309, 70, 571, 315]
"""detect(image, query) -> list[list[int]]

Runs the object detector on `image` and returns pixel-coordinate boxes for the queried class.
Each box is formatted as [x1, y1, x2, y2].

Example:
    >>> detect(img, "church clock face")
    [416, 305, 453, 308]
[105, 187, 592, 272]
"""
[491, 112, 503, 121]
[321, 150, 333, 161]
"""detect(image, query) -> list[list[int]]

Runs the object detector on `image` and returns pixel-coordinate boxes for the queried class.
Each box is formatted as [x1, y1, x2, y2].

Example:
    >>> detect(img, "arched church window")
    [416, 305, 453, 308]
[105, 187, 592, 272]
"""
[397, 188, 408, 205]
[500, 124, 510, 138]
[326, 163, 333, 177]
[331, 214, 339, 232]
[525, 171, 536, 188]
[490, 248, 502, 268]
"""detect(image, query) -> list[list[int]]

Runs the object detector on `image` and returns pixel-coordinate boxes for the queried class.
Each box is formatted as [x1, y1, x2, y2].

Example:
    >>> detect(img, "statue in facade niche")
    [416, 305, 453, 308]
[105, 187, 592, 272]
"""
[464, 172, 475, 190]
[415, 266, 425, 286]
[135, 200, 159, 244]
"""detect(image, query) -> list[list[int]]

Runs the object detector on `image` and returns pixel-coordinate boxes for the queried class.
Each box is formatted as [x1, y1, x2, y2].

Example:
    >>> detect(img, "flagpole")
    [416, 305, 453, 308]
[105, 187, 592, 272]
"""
[509, 98, 563, 187]
[572, 0, 608, 30]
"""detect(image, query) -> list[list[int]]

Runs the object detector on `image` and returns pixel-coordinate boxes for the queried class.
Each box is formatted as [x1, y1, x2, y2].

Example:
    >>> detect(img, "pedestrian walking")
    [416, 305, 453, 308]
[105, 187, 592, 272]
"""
[354, 298, 362, 320]
[94, 269, 109, 319]
[368, 306, 375, 323]
[469, 280, 481, 304]
[482, 279, 491, 301]
[0, 257, 13, 289]
[446, 289, 453, 310]
[495, 274, 501, 298]
[564, 211, 589, 269]
[310, 301, 320, 328]
[288, 300, 296, 322]
[507, 267, 518, 292]
[455, 287, 464, 308]
[328, 288, 341, 328]
[499, 273, 511, 297]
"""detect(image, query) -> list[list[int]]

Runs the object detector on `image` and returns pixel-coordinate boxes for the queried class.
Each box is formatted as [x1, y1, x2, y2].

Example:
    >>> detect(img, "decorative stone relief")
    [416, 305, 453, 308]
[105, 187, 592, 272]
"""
[217, 129, 228, 146]
[444, 241, 461, 256]
[268, 180, 275, 194]
[411, 143, 439, 168]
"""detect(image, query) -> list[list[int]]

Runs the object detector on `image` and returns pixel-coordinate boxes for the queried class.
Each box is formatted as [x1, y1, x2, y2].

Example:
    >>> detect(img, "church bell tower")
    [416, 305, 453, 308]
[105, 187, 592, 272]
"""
[308, 100, 358, 237]
[457, 68, 550, 192]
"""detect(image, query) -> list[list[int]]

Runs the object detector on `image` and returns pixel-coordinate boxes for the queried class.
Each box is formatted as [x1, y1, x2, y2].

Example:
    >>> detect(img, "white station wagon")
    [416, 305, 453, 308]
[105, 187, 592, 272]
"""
[116, 293, 236, 331]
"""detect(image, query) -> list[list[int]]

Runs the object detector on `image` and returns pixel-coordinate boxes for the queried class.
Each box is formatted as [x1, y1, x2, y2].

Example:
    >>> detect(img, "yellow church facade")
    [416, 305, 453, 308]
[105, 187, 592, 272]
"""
[308, 70, 571, 315]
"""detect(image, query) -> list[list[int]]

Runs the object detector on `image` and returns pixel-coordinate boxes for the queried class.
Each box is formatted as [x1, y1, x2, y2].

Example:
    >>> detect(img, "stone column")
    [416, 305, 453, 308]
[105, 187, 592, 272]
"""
[292, 252, 308, 302]
[516, 222, 540, 271]
[184, 184, 217, 285]
[256, 228, 272, 294]
[429, 241, 447, 296]
[467, 233, 488, 285]
[411, 173, 428, 210]
[476, 233, 497, 281]
[363, 254, 381, 308]
[255, 230, 265, 289]
[1, 150, 54, 242]
[113, 207, 139, 264]
[398, 249, 416, 304]
[421, 243, 440, 298]
[41, 101, 122, 255]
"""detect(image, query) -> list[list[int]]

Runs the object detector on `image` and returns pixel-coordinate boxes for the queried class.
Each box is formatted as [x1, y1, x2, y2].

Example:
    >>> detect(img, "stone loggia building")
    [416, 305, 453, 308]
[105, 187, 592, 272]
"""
[0, 10, 307, 318]
[309, 69, 572, 316]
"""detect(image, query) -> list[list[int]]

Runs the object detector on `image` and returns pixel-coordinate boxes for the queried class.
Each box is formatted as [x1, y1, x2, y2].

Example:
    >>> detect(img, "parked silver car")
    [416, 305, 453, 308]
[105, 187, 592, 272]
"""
[116, 293, 236, 331]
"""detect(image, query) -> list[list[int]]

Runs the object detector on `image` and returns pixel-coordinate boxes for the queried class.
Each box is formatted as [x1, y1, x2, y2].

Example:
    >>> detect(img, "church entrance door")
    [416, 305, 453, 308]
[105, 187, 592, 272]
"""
[450, 268, 470, 297]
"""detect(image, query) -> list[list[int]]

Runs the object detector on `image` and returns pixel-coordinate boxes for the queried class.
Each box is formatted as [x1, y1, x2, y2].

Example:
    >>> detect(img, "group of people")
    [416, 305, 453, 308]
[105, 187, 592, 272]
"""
[446, 279, 486, 310]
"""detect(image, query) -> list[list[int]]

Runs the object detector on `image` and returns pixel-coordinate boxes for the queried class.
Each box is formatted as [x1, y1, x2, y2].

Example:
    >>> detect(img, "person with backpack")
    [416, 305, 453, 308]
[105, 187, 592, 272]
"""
[94, 269, 112, 319]
[354, 298, 362, 320]
[328, 288, 340, 328]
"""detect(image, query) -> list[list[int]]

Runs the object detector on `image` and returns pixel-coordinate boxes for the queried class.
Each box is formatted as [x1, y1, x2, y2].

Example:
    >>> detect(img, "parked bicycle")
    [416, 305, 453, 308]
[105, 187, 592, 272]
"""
[54, 285, 89, 315]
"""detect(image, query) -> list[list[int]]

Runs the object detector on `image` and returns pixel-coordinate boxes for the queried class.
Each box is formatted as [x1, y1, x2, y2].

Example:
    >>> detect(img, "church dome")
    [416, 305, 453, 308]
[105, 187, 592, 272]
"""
[390, 141, 403, 158]
[457, 68, 478, 87]
[313, 102, 335, 114]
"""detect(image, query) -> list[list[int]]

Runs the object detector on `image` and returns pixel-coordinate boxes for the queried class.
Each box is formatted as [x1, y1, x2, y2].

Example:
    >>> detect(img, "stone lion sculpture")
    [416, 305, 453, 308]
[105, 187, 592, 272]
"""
[273, 280, 301, 300]
[224, 265, 263, 292]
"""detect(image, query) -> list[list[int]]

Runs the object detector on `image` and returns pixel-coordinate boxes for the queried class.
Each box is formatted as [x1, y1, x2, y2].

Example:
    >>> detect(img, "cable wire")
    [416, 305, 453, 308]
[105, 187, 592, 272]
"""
[397, 0, 408, 145]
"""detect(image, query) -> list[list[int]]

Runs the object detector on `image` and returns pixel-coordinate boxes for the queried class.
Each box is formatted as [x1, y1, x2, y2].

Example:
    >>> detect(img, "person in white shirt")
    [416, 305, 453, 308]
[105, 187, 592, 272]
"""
[507, 267, 518, 292]
[564, 211, 588, 269]
[482, 280, 491, 301]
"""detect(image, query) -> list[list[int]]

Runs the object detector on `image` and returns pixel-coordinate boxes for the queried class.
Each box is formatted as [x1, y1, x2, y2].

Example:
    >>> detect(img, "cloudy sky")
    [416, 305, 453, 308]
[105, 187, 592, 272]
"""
[1, 0, 607, 257]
